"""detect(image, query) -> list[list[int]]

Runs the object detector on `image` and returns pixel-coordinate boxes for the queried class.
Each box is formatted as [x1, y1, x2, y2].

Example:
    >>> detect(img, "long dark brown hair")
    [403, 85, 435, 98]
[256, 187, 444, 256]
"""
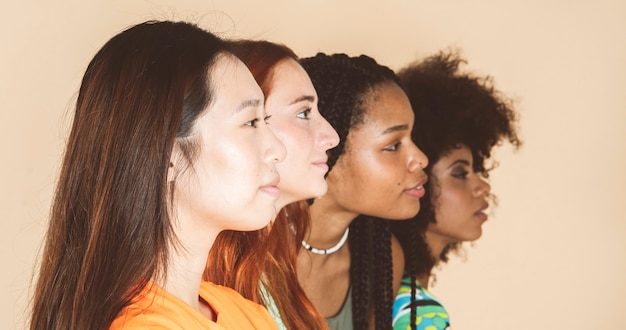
[300, 53, 401, 330]
[30, 20, 227, 330]
[205, 40, 328, 330]
[390, 50, 522, 329]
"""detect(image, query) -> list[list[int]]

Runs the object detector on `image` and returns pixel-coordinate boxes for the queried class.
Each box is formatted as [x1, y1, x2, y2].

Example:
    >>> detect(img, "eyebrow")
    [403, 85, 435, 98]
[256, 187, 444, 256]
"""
[447, 159, 471, 169]
[290, 95, 315, 105]
[235, 98, 262, 113]
[380, 124, 409, 136]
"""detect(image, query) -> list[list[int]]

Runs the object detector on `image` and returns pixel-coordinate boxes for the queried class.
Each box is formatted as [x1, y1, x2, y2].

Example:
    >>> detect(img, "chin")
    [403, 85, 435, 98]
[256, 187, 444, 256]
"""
[297, 180, 328, 201]
[381, 209, 420, 221]
[305, 177, 327, 195]
[310, 187, 327, 199]
[465, 230, 483, 242]
[276, 200, 290, 210]
[276, 192, 310, 209]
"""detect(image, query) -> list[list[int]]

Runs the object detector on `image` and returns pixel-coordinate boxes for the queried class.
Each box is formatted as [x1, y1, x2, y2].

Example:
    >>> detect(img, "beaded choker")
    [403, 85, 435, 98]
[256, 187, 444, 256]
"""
[301, 228, 349, 255]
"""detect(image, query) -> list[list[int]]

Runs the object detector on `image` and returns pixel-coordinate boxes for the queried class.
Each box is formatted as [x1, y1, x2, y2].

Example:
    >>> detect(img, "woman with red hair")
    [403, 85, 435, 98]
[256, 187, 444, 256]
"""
[206, 40, 339, 330]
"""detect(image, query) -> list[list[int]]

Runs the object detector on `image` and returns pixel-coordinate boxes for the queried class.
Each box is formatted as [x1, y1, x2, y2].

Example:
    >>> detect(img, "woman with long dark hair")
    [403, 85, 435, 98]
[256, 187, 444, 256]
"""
[29, 21, 285, 329]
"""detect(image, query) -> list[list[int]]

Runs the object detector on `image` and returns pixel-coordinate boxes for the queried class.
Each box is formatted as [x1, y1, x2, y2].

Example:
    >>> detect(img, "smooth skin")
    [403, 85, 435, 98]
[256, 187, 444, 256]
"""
[298, 82, 429, 323]
[264, 58, 340, 208]
[167, 55, 286, 319]
[420, 145, 491, 287]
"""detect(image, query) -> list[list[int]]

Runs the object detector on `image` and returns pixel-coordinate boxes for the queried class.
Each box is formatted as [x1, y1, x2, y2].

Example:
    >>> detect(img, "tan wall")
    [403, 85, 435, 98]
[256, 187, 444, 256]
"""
[2, 1, 625, 329]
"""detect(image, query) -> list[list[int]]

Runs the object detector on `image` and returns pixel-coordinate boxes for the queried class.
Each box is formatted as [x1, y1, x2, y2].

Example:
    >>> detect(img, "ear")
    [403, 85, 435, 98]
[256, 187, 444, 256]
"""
[167, 143, 182, 183]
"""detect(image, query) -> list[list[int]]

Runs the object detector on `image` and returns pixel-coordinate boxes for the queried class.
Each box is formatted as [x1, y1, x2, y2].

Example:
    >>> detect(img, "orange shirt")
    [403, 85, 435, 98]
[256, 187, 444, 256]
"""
[111, 281, 279, 329]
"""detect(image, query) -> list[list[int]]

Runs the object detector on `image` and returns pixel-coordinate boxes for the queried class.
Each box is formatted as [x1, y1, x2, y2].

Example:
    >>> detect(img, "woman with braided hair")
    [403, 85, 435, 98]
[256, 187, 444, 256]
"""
[299, 53, 429, 330]
[390, 50, 522, 330]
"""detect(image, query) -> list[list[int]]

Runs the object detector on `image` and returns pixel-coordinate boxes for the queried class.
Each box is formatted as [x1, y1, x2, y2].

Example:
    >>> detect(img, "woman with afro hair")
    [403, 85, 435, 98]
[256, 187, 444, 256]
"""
[299, 53, 429, 330]
[390, 50, 522, 330]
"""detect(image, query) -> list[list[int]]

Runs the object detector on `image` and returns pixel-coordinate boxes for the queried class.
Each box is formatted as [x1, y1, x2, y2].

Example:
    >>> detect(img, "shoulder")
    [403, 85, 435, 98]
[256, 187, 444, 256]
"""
[391, 278, 450, 330]
[201, 281, 279, 329]
[111, 312, 213, 330]
[201, 281, 262, 309]
[111, 283, 222, 330]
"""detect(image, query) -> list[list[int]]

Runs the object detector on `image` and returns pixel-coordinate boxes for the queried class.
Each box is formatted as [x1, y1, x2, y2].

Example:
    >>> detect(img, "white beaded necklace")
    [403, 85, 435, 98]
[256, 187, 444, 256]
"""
[301, 228, 350, 255]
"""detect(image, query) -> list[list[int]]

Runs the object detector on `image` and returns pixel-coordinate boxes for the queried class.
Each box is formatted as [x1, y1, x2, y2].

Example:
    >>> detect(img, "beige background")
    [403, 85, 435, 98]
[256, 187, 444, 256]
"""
[2, 0, 625, 329]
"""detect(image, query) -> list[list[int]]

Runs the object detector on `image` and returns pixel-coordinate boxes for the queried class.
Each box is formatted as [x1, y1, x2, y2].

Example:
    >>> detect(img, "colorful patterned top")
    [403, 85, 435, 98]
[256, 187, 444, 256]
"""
[392, 277, 450, 330]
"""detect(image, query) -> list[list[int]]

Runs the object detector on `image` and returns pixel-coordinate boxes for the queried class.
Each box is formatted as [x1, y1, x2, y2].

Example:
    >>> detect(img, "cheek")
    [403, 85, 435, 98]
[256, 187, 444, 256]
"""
[276, 136, 307, 179]
[194, 151, 235, 195]
[349, 154, 395, 193]
[271, 120, 292, 145]
[277, 124, 313, 156]
[208, 143, 238, 171]
[436, 187, 468, 219]
[207, 139, 259, 186]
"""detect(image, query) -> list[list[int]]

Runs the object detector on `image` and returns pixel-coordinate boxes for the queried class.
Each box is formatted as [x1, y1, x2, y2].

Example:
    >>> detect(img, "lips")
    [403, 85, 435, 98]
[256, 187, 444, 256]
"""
[312, 157, 329, 171]
[260, 176, 281, 198]
[474, 203, 489, 221]
[404, 176, 428, 198]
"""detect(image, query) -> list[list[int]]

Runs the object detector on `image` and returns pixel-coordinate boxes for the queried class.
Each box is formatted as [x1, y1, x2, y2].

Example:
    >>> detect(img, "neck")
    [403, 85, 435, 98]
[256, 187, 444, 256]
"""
[417, 274, 431, 289]
[421, 228, 453, 290]
[158, 214, 219, 312]
[161, 244, 212, 309]
[305, 196, 358, 255]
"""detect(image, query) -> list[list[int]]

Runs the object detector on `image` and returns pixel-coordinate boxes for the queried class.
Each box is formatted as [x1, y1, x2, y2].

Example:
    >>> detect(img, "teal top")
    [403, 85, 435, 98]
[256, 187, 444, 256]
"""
[392, 277, 450, 330]
[260, 282, 287, 330]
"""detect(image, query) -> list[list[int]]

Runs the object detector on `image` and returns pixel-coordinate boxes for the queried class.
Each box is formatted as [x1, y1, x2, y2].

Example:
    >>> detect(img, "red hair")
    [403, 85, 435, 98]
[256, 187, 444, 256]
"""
[205, 40, 328, 330]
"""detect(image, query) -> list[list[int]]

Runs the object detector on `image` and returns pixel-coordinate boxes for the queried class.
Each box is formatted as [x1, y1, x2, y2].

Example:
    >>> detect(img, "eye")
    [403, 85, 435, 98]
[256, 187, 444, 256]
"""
[296, 108, 312, 120]
[451, 170, 469, 179]
[245, 117, 261, 128]
[264, 114, 272, 124]
[383, 142, 400, 151]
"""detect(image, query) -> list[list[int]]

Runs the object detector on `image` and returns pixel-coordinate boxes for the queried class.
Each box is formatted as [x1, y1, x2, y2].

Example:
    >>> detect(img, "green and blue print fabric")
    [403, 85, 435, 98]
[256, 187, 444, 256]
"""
[392, 277, 450, 330]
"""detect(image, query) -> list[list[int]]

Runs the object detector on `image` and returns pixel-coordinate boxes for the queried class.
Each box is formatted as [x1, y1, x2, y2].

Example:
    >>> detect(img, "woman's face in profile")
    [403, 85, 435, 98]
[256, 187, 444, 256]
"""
[264, 58, 339, 208]
[427, 145, 491, 244]
[172, 55, 286, 231]
[325, 82, 429, 220]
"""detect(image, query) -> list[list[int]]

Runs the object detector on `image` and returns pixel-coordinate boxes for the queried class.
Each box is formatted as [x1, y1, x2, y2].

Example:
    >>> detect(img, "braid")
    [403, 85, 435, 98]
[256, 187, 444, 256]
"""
[372, 218, 393, 329]
[301, 53, 401, 329]
[391, 195, 437, 284]
[410, 272, 417, 330]
[348, 217, 371, 330]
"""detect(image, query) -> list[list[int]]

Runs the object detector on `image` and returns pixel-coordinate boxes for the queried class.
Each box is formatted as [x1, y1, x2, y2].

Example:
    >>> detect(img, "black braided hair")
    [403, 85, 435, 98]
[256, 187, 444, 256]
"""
[390, 49, 522, 329]
[348, 217, 371, 329]
[301, 53, 400, 330]
[371, 217, 393, 329]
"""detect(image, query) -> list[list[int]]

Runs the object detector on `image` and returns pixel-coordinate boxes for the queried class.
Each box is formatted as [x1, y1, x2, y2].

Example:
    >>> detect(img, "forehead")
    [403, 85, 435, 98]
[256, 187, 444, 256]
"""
[433, 145, 474, 172]
[209, 54, 264, 110]
[211, 54, 255, 87]
[440, 144, 473, 160]
[267, 58, 316, 98]
[358, 82, 414, 133]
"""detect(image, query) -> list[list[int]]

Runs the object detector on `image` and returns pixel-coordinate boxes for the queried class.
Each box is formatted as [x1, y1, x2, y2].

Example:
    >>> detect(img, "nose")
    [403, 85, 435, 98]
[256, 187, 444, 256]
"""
[473, 177, 491, 197]
[317, 116, 340, 150]
[263, 123, 287, 164]
[407, 141, 429, 172]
